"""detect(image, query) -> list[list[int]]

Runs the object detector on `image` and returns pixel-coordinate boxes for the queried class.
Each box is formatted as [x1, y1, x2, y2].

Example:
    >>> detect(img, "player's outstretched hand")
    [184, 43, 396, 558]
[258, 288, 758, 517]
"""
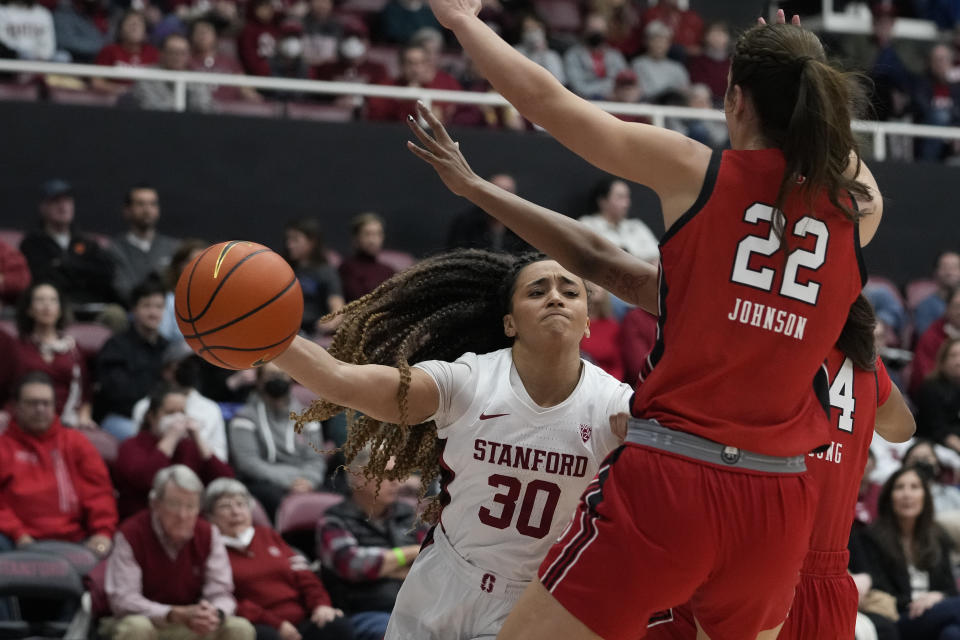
[407, 101, 483, 198]
[758, 8, 801, 26]
[427, 0, 480, 30]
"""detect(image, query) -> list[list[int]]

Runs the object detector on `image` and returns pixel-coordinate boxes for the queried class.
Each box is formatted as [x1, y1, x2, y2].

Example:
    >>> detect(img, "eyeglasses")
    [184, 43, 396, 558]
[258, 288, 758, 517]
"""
[19, 398, 54, 408]
[159, 499, 200, 514]
[213, 497, 250, 513]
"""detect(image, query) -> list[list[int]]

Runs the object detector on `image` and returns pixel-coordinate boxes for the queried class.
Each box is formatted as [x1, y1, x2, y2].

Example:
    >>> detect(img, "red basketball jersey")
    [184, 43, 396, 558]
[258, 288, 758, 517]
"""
[632, 149, 866, 456]
[808, 351, 892, 552]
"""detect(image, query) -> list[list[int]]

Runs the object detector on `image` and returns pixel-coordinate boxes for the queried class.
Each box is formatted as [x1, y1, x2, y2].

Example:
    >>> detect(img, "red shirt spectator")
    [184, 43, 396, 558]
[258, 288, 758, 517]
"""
[13, 336, 91, 424]
[686, 21, 731, 103]
[92, 10, 159, 93]
[0, 375, 117, 547]
[114, 386, 233, 519]
[238, 0, 280, 77]
[581, 317, 624, 381]
[641, 0, 703, 55]
[367, 44, 461, 122]
[94, 40, 159, 67]
[190, 18, 261, 102]
[338, 214, 396, 302]
[0, 239, 30, 305]
[910, 289, 960, 398]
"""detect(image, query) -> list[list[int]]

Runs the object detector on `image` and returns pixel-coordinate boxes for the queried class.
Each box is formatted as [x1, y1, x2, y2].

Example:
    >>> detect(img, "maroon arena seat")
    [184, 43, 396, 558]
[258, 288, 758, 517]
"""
[66, 323, 112, 361]
[81, 428, 119, 468]
[378, 249, 415, 273]
[277, 491, 344, 559]
[906, 278, 938, 311]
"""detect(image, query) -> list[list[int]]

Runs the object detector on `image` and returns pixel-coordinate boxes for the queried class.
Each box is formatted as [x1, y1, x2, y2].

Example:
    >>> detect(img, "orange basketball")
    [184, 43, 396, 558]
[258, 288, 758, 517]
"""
[175, 241, 303, 370]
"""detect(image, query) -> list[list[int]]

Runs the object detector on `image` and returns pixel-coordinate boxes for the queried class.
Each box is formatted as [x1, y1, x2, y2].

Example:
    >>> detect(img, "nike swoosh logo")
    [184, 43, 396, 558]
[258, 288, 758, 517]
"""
[479, 413, 509, 420]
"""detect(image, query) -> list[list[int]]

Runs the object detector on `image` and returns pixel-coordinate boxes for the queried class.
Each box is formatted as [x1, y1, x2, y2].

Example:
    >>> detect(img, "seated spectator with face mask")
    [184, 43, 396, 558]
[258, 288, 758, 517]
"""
[114, 384, 234, 519]
[228, 364, 326, 519]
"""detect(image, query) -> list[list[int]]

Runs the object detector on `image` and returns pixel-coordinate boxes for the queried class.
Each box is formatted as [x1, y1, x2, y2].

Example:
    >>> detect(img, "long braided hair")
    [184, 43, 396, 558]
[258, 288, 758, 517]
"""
[293, 249, 549, 522]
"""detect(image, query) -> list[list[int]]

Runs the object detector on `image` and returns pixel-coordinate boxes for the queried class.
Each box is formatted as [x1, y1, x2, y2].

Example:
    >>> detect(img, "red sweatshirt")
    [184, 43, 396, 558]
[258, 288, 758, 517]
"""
[114, 431, 234, 520]
[0, 416, 117, 541]
[229, 526, 331, 628]
[0, 239, 30, 305]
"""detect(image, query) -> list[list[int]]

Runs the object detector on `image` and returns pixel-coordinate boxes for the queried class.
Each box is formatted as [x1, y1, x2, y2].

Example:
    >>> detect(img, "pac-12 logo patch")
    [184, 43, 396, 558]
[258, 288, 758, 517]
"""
[480, 573, 496, 593]
[579, 424, 592, 443]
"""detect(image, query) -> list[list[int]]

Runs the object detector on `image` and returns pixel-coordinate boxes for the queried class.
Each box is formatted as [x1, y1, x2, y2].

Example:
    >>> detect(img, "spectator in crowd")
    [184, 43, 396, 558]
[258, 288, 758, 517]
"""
[132, 343, 228, 462]
[0, 238, 29, 306]
[95, 279, 168, 439]
[864, 279, 908, 342]
[317, 450, 424, 640]
[620, 306, 657, 384]
[0, 0, 58, 60]
[12, 281, 94, 428]
[410, 25, 456, 76]
[915, 250, 960, 337]
[514, 14, 564, 84]
[631, 20, 690, 102]
[189, 18, 261, 103]
[609, 68, 645, 115]
[101, 465, 254, 640]
[267, 21, 314, 100]
[0, 372, 116, 557]
[338, 213, 396, 303]
[92, 10, 159, 94]
[588, 0, 642, 58]
[563, 13, 628, 100]
[129, 33, 213, 112]
[852, 466, 960, 640]
[378, 0, 441, 45]
[911, 287, 960, 398]
[844, 5, 920, 123]
[578, 177, 659, 263]
[686, 21, 730, 105]
[580, 285, 623, 381]
[302, 0, 341, 67]
[917, 337, 960, 454]
[449, 54, 524, 129]
[902, 438, 960, 544]
[52, 0, 109, 63]
[228, 363, 325, 518]
[158, 237, 205, 347]
[683, 83, 728, 148]
[913, 43, 960, 161]
[639, 0, 703, 59]
[314, 22, 388, 86]
[238, 0, 279, 76]
[445, 173, 530, 254]
[20, 179, 117, 308]
[107, 185, 179, 304]
[204, 478, 354, 640]
[114, 385, 233, 519]
[283, 218, 344, 337]
[367, 43, 461, 122]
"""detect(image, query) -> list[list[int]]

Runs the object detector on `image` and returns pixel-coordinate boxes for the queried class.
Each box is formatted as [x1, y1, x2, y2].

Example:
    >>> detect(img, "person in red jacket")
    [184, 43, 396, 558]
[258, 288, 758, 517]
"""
[91, 10, 159, 94]
[0, 238, 30, 306]
[238, 0, 280, 76]
[910, 287, 960, 399]
[366, 43, 461, 122]
[0, 371, 116, 557]
[205, 478, 354, 640]
[114, 384, 233, 519]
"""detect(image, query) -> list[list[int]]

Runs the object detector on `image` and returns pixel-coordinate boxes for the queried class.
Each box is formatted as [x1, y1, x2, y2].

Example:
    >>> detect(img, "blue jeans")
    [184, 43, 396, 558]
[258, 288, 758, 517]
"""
[898, 595, 960, 640]
[101, 413, 137, 441]
[349, 611, 391, 640]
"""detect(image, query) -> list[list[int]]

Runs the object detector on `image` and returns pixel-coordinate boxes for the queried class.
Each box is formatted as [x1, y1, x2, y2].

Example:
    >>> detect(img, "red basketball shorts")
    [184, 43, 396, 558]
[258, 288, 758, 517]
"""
[538, 443, 818, 640]
[779, 550, 858, 640]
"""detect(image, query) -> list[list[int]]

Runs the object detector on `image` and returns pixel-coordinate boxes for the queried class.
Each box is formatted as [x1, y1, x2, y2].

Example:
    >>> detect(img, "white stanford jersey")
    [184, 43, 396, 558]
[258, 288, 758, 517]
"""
[414, 348, 633, 582]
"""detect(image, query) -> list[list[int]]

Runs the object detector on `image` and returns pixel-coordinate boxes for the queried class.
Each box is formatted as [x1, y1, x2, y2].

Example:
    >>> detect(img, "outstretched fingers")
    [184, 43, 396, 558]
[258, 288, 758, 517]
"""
[415, 101, 457, 148]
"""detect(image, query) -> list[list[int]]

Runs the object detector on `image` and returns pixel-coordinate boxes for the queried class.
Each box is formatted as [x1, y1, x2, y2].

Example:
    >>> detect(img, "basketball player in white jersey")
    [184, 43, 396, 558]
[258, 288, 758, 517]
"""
[274, 251, 634, 639]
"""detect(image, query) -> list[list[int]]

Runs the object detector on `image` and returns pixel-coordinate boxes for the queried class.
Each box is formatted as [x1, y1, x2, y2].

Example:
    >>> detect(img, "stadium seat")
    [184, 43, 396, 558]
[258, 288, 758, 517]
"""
[251, 498, 272, 528]
[65, 322, 112, 361]
[906, 278, 938, 310]
[81, 428, 119, 468]
[533, 0, 581, 33]
[212, 99, 284, 118]
[276, 491, 344, 560]
[0, 83, 39, 103]
[378, 249, 415, 272]
[48, 88, 119, 107]
[866, 275, 903, 306]
[366, 45, 401, 79]
[286, 102, 355, 122]
[24, 541, 98, 577]
[0, 229, 24, 249]
[0, 551, 85, 638]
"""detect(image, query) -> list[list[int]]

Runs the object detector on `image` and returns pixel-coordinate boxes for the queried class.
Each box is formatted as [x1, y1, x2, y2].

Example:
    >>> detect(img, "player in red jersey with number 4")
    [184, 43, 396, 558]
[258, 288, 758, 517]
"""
[644, 297, 916, 640]
[407, 3, 883, 635]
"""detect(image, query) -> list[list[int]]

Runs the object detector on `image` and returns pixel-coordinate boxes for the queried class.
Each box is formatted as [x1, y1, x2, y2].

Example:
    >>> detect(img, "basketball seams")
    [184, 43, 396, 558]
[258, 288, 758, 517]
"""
[179, 275, 299, 340]
[177, 245, 271, 323]
[181, 244, 235, 369]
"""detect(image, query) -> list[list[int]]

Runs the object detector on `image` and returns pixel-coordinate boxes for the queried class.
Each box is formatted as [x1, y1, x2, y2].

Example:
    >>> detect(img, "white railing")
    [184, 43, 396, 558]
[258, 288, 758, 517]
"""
[3, 58, 960, 162]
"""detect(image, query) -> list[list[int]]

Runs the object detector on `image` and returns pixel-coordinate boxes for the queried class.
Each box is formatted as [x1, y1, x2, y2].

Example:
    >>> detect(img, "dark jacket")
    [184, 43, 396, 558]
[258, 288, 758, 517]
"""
[916, 377, 960, 445]
[93, 327, 167, 420]
[853, 524, 958, 613]
[20, 229, 116, 305]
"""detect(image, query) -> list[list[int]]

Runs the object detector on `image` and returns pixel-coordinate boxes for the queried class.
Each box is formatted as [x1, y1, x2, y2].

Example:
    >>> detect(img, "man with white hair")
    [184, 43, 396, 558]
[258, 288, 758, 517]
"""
[101, 465, 255, 640]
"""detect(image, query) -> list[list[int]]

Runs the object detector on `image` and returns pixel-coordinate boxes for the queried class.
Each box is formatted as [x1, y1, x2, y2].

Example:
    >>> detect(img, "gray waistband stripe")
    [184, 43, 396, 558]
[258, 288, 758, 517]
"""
[625, 419, 806, 474]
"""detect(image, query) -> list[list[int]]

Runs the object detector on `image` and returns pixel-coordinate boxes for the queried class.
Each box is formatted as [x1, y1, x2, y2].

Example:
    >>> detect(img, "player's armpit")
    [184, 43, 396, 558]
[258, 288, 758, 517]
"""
[875, 383, 915, 443]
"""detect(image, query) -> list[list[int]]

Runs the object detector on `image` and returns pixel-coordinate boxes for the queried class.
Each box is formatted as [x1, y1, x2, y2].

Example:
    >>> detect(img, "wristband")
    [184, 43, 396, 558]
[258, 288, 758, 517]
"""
[392, 547, 406, 567]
